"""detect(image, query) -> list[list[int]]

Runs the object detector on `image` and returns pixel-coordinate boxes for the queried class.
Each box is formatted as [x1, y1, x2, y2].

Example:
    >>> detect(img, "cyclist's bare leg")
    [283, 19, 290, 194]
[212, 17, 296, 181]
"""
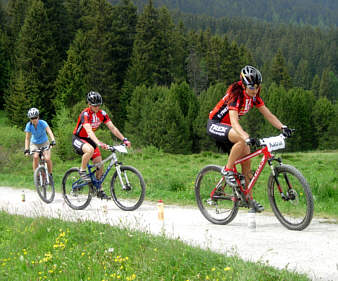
[44, 150, 53, 174]
[92, 156, 103, 180]
[33, 153, 39, 171]
[81, 143, 94, 171]
[227, 129, 250, 170]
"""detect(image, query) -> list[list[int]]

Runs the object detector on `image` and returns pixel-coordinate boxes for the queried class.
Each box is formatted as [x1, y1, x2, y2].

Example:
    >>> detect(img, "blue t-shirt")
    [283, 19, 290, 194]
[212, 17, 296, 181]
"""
[25, 120, 49, 144]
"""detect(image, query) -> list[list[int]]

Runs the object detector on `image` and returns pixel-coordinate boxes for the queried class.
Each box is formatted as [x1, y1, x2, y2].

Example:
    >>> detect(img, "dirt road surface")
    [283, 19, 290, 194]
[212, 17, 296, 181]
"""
[0, 187, 337, 281]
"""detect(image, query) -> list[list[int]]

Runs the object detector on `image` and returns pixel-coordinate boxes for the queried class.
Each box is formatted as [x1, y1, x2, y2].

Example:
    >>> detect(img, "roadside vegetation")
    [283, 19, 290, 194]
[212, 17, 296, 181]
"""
[0, 211, 310, 281]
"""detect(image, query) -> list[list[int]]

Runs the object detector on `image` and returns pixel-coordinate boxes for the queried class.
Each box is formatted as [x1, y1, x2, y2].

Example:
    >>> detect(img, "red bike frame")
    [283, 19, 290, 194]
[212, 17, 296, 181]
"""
[230, 145, 274, 200]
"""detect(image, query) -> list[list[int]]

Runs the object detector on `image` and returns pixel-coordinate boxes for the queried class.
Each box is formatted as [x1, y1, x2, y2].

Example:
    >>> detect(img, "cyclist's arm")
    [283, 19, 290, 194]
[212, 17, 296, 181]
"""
[83, 123, 102, 146]
[229, 110, 249, 141]
[46, 126, 56, 143]
[25, 132, 31, 151]
[105, 121, 125, 141]
[258, 105, 284, 130]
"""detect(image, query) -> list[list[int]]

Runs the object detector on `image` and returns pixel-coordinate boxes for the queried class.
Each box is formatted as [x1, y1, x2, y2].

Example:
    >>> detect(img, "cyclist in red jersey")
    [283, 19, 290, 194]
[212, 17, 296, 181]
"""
[207, 66, 292, 212]
[72, 91, 131, 199]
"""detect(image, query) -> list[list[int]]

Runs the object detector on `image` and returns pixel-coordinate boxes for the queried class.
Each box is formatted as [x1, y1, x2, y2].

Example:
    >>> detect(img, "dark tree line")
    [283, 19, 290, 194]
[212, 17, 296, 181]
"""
[129, 0, 338, 27]
[0, 0, 337, 157]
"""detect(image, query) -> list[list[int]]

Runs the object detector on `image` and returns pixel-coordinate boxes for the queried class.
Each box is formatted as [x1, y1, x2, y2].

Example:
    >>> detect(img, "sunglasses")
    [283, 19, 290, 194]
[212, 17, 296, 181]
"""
[30, 117, 38, 120]
[247, 84, 260, 90]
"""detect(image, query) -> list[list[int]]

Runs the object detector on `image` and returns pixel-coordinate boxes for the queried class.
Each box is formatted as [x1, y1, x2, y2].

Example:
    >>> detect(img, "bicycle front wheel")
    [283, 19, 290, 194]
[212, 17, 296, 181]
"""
[62, 167, 92, 210]
[195, 165, 239, 225]
[268, 164, 314, 231]
[34, 166, 55, 204]
[110, 166, 145, 211]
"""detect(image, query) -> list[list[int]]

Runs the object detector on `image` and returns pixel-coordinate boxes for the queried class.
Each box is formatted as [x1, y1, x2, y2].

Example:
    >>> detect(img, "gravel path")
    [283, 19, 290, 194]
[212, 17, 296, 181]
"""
[0, 186, 337, 281]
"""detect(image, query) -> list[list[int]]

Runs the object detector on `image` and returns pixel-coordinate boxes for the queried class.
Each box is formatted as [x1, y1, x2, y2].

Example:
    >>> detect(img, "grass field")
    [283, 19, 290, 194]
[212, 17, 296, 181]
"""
[0, 211, 310, 281]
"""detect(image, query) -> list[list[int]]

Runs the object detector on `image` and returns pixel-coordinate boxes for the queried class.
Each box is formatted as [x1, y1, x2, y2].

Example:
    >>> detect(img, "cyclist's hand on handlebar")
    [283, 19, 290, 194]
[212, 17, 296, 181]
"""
[24, 149, 30, 156]
[98, 142, 109, 150]
[245, 138, 259, 146]
[281, 126, 293, 138]
[50, 140, 56, 147]
[123, 137, 131, 148]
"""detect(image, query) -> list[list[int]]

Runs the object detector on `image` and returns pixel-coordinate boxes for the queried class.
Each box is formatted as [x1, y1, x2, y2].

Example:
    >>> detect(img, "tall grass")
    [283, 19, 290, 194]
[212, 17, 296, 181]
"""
[0, 211, 309, 281]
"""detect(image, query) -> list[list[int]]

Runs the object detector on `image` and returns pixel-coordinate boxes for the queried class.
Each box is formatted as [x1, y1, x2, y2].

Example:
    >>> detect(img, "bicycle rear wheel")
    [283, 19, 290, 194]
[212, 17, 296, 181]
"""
[110, 165, 145, 211]
[34, 166, 55, 204]
[62, 167, 92, 210]
[268, 164, 314, 231]
[195, 165, 239, 225]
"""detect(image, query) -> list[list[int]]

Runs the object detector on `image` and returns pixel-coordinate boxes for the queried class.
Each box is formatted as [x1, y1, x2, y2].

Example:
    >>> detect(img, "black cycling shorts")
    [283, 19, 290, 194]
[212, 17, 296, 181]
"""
[72, 135, 97, 156]
[206, 119, 234, 154]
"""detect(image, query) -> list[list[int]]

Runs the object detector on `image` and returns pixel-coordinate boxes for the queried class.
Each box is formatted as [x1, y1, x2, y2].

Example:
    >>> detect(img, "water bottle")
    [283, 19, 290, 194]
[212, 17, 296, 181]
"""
[157, 199, 164, 221]
[21, 190, 25, 202]
[248, 209, 256, 231]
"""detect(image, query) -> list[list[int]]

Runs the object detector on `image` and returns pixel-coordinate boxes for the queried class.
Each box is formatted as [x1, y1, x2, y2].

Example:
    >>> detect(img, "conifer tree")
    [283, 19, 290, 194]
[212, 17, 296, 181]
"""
[270, 49, 291, 89]
[6, 0, 32, 56]
[124, 85, 149, 145]
[312, 97, 335, 149]
[170, 82, 198, 151]
[110, 0, 137, 128]
[284, 88, 315, 151]
[319, 68, 331, 99]
[171, 21, 187, 83]
[319, 69, 338, 101]
[5, 70, 38, 126]
[54, 29, 90, 111]
[157, 91, 191, 154]
[63, 0, 84, 38]
[111, 0, 137, 88]
[205, 35, 223, 85]
[0, 31, 10, 109]
[127, 1, 177, 88]
[311, 74, 320, 98]
[41, 0, 71, 62]
[6, 0, 59, 121]
[294, 59, 312, 89]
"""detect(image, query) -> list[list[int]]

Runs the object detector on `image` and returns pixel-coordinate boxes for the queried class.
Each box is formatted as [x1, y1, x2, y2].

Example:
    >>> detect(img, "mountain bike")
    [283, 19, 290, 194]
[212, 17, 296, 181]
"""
[31, 144, 55, 203]
[62, 144, 146, 211]
[195, 132, 314, 231]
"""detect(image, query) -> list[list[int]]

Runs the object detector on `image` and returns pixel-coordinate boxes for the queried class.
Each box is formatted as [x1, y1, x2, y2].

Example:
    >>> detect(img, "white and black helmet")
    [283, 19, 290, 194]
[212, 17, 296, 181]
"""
[240, 65, 262, 87]
[87, 91, 102, 106]
[27, 108, 39, 119]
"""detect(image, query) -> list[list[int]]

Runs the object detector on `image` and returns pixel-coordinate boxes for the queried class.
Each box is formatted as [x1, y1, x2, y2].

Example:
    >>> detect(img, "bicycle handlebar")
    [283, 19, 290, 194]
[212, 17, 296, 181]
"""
[107, 143, 128, 154]
[30, 144, 52, 155]
[246, 129, 295, 152]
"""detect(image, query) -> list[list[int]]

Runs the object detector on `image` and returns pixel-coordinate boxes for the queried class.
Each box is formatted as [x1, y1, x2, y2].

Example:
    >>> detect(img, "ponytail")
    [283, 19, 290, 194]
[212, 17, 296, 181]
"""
[224, 82, 244, 108]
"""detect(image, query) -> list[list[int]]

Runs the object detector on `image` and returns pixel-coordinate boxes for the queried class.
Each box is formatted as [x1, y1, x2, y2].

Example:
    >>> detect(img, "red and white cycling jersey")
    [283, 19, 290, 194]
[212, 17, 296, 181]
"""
[73, 108, 111, 138]
[209, 81, 264, 125]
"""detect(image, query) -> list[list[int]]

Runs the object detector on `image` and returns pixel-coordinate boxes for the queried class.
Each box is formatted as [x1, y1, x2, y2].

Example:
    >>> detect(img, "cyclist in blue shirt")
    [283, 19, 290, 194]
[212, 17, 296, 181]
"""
[24, 108, 56, 178]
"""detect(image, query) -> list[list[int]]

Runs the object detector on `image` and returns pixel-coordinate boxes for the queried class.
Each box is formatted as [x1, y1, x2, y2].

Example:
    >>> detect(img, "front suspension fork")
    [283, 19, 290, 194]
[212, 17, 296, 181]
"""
[268, 157, 290, 201]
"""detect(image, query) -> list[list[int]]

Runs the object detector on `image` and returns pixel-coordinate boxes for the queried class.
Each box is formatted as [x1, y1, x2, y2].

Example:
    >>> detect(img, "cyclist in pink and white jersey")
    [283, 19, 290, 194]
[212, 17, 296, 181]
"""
[207, 66, 292, 212]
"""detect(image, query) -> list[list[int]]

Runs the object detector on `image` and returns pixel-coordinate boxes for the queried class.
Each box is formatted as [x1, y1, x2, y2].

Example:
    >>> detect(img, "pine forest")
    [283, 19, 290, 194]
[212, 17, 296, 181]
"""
[0, 0, 337, 156]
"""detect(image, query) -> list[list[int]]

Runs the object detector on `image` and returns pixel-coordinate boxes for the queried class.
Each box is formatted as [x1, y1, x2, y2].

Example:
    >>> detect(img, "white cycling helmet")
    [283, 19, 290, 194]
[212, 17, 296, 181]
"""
[27, 108, 39, 119]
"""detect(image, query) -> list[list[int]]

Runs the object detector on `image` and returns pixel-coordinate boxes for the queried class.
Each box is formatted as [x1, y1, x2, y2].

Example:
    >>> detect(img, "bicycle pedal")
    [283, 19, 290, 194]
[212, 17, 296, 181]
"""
[206, 198, 216, 206]
[238, 200, 249, 208]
